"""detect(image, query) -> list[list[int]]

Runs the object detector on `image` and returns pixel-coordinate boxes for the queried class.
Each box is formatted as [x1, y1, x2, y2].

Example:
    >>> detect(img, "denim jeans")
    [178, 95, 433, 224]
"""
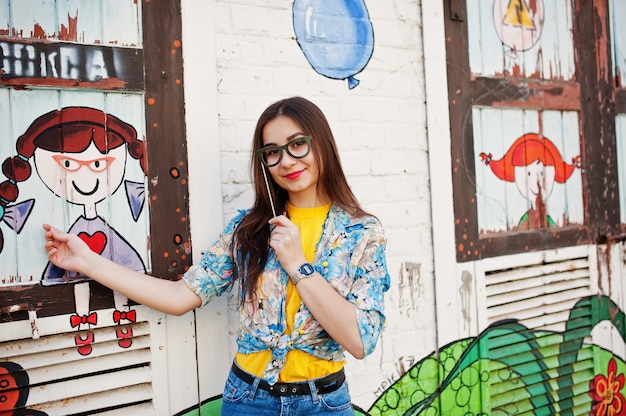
[221, 365, 354, 416]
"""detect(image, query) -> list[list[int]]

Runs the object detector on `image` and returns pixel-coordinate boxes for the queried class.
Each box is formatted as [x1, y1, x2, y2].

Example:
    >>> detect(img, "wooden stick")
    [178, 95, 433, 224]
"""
[261, 165, 277, 218]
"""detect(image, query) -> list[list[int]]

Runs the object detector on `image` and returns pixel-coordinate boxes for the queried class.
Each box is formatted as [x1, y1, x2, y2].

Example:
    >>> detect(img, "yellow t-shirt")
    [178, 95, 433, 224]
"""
[235, 202, 345, 381]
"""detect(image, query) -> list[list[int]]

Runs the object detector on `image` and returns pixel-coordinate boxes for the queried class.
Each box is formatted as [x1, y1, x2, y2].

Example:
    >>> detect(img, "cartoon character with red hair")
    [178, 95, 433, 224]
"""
[0, 106, 147, 355]
[479, 133, 581, 229]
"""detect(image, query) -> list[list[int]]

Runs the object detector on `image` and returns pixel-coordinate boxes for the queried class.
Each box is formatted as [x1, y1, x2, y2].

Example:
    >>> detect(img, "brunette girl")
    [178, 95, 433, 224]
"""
[44, 96, 390, 415]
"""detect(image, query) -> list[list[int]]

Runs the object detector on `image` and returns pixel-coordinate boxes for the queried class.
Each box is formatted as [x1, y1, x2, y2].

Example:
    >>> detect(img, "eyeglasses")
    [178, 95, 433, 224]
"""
[256, 136, 311, 167]
[52, 154, 116, 172]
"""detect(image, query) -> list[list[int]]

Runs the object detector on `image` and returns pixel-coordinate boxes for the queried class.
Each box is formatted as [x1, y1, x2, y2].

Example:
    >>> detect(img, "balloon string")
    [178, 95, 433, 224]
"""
[261, 166, 277, 218]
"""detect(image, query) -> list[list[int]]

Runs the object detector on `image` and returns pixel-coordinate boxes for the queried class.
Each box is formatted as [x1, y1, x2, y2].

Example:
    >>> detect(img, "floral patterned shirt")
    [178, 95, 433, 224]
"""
[182, 204, 390, 383]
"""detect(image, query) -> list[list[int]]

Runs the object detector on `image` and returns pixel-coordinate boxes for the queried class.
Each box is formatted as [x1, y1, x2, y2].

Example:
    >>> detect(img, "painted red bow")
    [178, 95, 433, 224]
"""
[113, 309, 136, 324]
[70, 312, 97, 328]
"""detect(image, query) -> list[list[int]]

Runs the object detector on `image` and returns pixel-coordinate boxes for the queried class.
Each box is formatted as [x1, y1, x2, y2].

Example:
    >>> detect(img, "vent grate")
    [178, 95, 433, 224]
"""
[482, 248, 595, 415]
[1, 319, 157, 415]
[485, 254, 592, 330]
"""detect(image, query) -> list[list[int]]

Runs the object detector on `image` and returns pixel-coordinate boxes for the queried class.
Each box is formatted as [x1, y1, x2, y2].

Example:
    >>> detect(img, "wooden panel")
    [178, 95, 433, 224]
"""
[444, 0, 478, 260]
[618, 115, 626, 223]
[618, 90, 626, 114]
[574, 0, 620, 241]
[446, 0, 625, 261]
[0, 0, 191, 321]
[2, 0, 141, 46]
[0, 90, 149, 289]
[609, 0, 625, 88]
[141, 0, 191, 279]
[474, 107, 583, 234]
[101, 0, 142, 46]
[472, 77, 580, 111]
[0, 39, 144, 90]
[8, 0, 57, 39]
[0, 1, 187, 414]
[466, 0, 574, 81]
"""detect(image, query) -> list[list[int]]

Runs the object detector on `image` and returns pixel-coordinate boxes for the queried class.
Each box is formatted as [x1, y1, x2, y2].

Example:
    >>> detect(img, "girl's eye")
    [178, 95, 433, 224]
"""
[89, 158, 111, 172]
[291, 139, 305, 148]
[59, 158, 81, 171]
[265, 148, 280, 156]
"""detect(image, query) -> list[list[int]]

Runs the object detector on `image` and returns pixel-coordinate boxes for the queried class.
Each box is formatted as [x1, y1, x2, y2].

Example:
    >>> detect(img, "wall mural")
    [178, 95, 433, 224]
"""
[0, 361, 47, 416]
[0, 106, 148, 356]
[292, 0, 374, 89]
[168, 295, 625, 415]
[367, 295, 626, 415]
[479, 133, 582, 230]
[0, 40, 144, 90]
[493, 0, 544, 58]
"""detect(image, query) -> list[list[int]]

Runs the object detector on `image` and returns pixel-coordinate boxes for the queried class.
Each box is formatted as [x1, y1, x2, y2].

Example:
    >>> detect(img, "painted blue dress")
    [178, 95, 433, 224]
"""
[41, 215, 146, 285]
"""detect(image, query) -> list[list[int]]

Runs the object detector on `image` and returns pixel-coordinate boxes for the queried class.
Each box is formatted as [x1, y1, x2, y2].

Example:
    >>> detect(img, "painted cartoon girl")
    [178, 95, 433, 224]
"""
[479, 133, 581, 229]
[0, 361, 48, 415]
[0, 106, 148, 355]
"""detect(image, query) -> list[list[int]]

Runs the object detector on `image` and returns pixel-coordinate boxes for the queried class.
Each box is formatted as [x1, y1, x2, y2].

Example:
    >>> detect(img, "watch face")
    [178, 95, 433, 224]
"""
[299, 263, 315, 276]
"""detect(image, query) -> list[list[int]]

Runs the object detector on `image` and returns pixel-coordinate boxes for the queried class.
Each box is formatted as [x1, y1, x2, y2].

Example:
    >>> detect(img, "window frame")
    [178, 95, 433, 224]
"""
[0, 0, 191, 320]
[444, 0, 621, 262]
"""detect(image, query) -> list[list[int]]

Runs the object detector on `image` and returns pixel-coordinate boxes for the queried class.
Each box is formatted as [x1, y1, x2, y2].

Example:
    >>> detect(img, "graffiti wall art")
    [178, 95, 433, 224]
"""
[493, 0, 545, 58]
[479, 133, 581, 230]
[293, 0, 374, 89]
[0, 104, 149, 356]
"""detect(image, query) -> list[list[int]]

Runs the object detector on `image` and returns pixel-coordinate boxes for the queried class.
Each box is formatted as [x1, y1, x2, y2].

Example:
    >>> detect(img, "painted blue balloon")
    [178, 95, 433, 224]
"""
[293, 0, 374, 89]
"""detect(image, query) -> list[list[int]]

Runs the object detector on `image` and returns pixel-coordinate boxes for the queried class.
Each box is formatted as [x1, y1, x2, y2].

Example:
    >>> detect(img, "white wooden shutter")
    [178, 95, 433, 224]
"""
[1, 306, 169, 415]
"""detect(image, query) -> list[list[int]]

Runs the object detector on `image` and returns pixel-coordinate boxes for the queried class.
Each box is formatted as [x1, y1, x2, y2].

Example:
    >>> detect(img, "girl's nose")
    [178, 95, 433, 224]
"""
[279, 151, 297, 166]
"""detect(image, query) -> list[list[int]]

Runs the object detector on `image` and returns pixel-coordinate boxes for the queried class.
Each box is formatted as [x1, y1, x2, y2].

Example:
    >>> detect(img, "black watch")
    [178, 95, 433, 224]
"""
[291, 262, 315, 285]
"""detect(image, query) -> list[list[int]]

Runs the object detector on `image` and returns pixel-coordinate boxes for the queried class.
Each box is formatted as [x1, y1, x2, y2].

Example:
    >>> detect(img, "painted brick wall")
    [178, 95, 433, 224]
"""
[185, 0, 436, 408]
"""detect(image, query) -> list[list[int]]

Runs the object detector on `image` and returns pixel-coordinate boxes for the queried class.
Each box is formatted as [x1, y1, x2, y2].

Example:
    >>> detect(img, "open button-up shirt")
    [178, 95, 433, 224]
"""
[183, 204, 390, 383]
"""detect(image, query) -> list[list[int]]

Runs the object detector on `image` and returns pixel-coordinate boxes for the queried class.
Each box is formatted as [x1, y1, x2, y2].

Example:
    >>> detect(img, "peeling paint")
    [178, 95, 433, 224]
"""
[59, 13, 79, 42]
[398, 261, 421, 313]
[459, 269, 472, 329]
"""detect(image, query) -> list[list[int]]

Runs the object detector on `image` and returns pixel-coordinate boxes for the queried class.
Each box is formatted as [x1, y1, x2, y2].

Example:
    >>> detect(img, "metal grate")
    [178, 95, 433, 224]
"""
[1, 317, 157, 415]
[482, 247, 596, 415]
[484, 252, 593, 331]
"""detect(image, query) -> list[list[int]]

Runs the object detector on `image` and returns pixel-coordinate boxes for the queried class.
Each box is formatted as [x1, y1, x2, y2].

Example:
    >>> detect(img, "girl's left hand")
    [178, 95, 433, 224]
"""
[268, 215, 306, 276]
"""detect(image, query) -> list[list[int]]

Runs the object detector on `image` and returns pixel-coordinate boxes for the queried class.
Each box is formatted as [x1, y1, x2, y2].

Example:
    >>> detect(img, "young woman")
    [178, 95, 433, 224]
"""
[44, 96, 390, 415]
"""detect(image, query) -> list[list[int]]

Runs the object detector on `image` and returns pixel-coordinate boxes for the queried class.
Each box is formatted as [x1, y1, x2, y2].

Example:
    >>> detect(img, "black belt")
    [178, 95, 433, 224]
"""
[231, 363, 345, 397]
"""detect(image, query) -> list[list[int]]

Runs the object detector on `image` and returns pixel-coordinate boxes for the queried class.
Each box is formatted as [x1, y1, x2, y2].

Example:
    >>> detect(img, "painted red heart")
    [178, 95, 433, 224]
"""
[78, 231, 107, 254]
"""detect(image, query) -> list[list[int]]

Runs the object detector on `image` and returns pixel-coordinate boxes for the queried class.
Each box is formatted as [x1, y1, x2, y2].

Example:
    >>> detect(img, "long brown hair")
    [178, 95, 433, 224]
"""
[232, 96, 368, 302]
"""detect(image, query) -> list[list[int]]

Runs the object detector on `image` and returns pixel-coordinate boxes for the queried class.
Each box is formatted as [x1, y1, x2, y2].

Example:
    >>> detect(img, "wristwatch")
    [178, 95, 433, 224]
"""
[291, 262, 315, 285]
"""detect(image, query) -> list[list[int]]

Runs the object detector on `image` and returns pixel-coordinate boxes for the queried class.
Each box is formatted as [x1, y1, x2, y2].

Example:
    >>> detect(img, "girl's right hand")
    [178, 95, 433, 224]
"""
[42, 223, 91, 273]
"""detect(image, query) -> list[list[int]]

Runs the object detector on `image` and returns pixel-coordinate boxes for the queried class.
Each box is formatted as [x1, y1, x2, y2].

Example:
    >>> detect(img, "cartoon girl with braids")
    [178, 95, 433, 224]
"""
[0, 106, 148, 355]
[479, 133, 581, 229]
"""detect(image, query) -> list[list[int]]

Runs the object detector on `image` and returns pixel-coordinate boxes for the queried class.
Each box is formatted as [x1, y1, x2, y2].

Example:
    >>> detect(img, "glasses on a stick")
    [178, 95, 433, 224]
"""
[256, 136, 311, 167]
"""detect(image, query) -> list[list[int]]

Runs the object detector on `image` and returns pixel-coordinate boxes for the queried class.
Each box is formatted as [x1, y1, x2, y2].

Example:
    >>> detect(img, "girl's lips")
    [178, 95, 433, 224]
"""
[285, 170, 304, 180]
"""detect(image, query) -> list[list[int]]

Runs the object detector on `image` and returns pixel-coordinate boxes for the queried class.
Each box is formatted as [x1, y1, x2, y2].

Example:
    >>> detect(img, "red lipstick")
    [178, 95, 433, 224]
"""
[285, 170, 304, 180]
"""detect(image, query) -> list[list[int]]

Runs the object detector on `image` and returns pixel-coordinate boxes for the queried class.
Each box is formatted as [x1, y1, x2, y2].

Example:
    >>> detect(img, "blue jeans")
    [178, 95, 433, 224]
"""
[221, 364, 354, 416]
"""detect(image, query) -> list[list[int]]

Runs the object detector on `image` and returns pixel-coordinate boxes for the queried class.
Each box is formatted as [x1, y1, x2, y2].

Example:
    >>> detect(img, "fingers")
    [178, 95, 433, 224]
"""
[42, 223, 70, 242]
[268, 214, 290, 227]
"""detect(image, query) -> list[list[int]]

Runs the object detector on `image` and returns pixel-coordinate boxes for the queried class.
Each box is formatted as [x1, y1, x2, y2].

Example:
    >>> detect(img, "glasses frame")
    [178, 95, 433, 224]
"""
[52, 154, 116, 173]
[256, 136, 312, 167]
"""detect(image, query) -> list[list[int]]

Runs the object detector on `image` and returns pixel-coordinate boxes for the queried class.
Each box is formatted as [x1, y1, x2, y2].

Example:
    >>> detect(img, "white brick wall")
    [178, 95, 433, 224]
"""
[183, 0, 436, 409]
